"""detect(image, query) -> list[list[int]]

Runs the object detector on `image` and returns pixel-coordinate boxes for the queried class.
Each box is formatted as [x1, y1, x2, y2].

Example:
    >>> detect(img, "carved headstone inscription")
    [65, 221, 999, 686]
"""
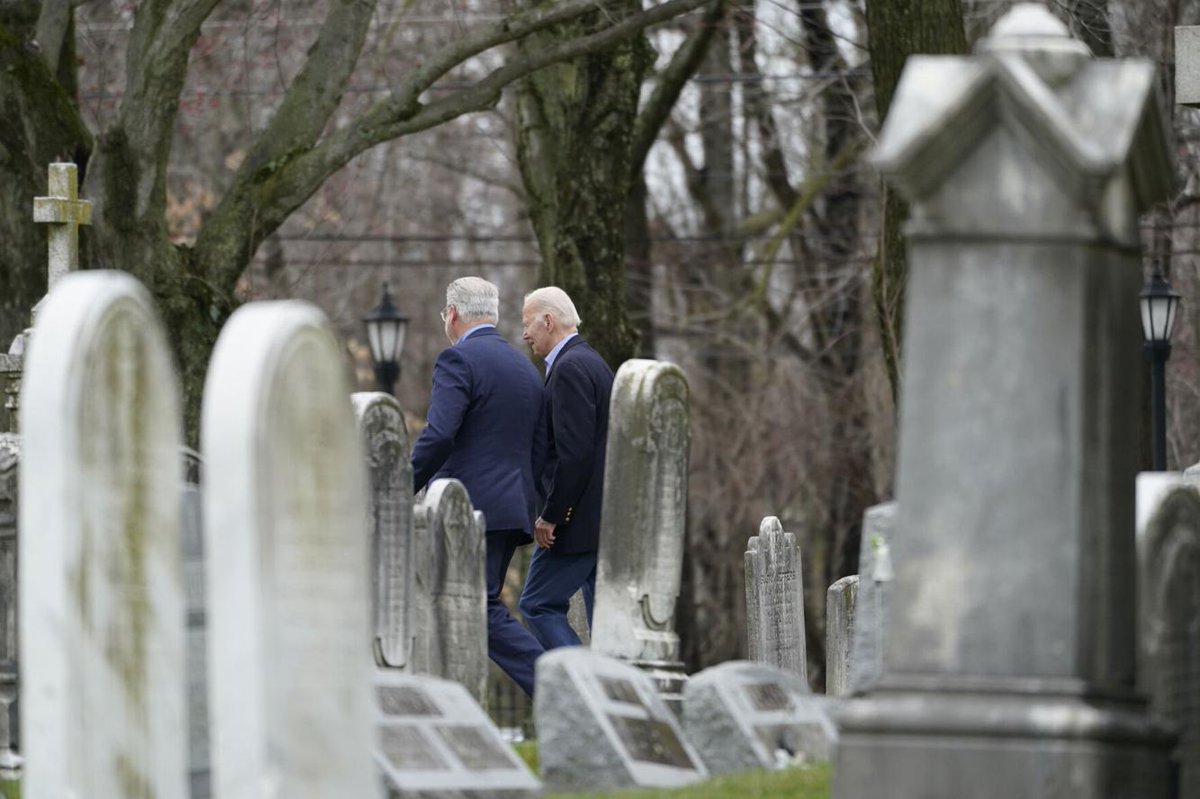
[181, 447, 209, 799]
[353, 392, 415, 669]
[534, 648, 707, 792]
[825, 575, 858, 698]
[202, 301, 379, 799]
[745, 516, 807, 681]
[847, 500, 894, 695]
[20, 272, 186, 799]
[373, 669, 539, 798]
[591, 360, 691, 693]
[682, 661, 838, 774]
[1136, 473, 1200, 798]
[410, 479, 487, 704]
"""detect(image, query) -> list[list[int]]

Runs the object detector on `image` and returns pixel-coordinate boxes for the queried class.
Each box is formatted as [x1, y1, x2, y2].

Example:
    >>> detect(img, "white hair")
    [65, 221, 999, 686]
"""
[524, 286, 581, 329]
[446, 277, 499, 323]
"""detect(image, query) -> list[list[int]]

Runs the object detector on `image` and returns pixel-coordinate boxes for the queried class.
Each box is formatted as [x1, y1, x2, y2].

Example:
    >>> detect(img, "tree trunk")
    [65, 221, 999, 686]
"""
[0, 7, 91, 347]
[865, 0, 967, 402]
[514, 2, 653, 369]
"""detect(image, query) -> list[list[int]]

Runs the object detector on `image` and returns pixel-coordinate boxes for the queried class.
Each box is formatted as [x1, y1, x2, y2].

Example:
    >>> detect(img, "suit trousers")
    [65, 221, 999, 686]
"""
[518, 545, 597, 650]
[486, 529, 545, 697]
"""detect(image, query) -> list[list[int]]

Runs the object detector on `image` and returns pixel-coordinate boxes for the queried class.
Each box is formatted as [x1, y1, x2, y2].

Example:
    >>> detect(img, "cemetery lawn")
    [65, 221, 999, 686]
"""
[545, 766, 830, 798]
[0, 778, 17, 799]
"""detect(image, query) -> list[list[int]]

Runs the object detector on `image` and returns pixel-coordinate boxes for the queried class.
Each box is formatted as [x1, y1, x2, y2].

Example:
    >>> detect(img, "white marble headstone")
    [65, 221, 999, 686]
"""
[20, 271, 186, 799]
[591, 360, 690, 687]
[202, 301, 378, 799]
[745, 516, 807, 681]
[353, 392, 415, 669]
[412, 479, 487, 704]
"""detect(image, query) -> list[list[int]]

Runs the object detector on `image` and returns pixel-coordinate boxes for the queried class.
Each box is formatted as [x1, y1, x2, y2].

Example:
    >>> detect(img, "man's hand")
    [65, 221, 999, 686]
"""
[534, 517, 557, 549]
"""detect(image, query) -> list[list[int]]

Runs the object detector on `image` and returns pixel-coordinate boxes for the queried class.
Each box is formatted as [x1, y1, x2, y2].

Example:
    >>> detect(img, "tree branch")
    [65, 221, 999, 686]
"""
[630, 0, 725, 173]
[195, 0, 708, 288]
[34, 0, 72, 74]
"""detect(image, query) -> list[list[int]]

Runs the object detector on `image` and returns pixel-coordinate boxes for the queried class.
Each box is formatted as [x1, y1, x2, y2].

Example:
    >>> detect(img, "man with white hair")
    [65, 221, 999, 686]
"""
[518, 286, 614, 649]
[412, 276, 545, 696]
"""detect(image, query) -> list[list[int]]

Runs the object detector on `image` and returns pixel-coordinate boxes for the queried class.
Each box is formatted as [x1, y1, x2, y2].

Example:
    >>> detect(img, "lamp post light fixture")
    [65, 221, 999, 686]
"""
[1140, 263, 1181, 471]
[365, 282, 409, 396]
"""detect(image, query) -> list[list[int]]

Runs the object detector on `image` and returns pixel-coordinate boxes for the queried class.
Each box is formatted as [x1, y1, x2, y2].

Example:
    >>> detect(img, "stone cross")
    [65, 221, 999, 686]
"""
[744, 516, 807, 682]
[202, 301, 379, 799]
[836, 5, 1176, 796]
[20, 271, 186, 799]
[32, 162, 91, 290]
[590, 359, 691, 701]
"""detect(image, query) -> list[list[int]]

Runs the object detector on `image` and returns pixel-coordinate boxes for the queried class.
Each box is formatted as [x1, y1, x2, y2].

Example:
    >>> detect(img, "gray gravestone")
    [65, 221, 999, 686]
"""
[534, 647, 707, 792]
[353, 392, 415, 669]
[836, 5, 1176, 796]
[1178, 26, 1200, 106]
[824, 575, 858, 698]
[372, 669, 539, 798]
[0, 435, 18, 775]
[412, 479, 487, 705]
[591, 359, 691, 698]
[1137, 473, 1200, 798]
[745, 516, 806, 682]
[181, 447, 208, 799]
[847, 500, 894, 695]
[682, 661, 837, 774]
[20, 272, 186, 799]
[202, 301, 379, 799]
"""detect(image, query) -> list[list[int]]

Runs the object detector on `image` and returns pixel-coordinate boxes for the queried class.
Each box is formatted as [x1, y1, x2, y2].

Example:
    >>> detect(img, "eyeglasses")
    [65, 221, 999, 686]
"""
[440, 304, 452, 322]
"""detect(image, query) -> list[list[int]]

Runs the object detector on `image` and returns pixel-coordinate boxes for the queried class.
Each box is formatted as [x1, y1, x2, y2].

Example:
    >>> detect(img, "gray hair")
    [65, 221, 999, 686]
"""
[524, 286, 581, 329]
[446, 277, 499, 323]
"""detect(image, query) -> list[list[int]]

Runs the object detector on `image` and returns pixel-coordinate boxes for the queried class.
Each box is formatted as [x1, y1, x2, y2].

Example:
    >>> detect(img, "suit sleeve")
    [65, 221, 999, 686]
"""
[531, 388, 549, 504]
[411, 348, 472, 493]
[540, 360, 597, 525]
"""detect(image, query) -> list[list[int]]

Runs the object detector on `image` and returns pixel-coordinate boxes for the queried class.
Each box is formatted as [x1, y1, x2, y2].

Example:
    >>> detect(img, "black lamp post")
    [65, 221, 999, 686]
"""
[364, 282, 409, 396]
[1140, 264, 1181, 471]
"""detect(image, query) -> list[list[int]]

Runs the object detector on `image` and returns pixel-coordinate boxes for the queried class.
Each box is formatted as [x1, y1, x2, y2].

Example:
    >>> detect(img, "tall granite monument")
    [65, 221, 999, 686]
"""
[835, 5, 1176, 796]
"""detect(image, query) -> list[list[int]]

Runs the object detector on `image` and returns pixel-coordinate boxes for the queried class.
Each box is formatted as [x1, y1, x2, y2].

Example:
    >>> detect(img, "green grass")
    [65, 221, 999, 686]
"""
[511, 742, 830, 799]
[542, 764, 831, 798]
[0, 778, 18, 799]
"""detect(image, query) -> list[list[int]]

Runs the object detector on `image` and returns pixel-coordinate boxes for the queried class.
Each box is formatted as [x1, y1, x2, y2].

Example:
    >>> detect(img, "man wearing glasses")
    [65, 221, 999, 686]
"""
[412, 276, 545, 696]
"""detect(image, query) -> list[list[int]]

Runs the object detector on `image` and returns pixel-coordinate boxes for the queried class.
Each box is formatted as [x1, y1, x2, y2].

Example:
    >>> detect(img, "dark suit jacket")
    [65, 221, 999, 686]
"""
[411, 327, 544, 534]
[538, 336, 614, 555]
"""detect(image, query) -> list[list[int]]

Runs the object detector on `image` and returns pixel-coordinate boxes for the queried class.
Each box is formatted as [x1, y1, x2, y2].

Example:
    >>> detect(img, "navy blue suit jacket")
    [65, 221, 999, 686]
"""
[539, 336, 614, 556]
[412, 327, 544, 534]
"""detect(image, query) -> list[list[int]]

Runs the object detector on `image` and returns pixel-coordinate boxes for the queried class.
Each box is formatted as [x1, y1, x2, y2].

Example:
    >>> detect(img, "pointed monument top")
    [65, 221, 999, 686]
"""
[978, 3, 1090, 85]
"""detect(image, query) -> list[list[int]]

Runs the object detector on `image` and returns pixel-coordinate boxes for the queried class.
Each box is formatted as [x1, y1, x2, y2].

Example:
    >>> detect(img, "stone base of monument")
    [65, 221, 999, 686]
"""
[835, 680, 1175, 798]
[632, 658, 689, 714]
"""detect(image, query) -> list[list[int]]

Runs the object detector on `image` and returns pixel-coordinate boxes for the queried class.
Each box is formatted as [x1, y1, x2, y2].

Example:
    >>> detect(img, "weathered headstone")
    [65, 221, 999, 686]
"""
[202, 301, 379, 799]
[20, 271, 186, 799]
[1136, 472, 1200, 798]
[745, 516, 806, 681]
[682, 661, 837, 774]
[837, 6, 1176, 796]
[372, 669, 539, 798]
[353, 392, 416, 669]
[0, 435, 19, 775]
[591, 359, 691, 697]
[408, 479, 487, 704]
[824, 575, 858, 698]
[534, 647, 707, 792]
[835, 7, 1171, 796]
[181, 447, 209, 799]
[847, 500, 894, 695]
